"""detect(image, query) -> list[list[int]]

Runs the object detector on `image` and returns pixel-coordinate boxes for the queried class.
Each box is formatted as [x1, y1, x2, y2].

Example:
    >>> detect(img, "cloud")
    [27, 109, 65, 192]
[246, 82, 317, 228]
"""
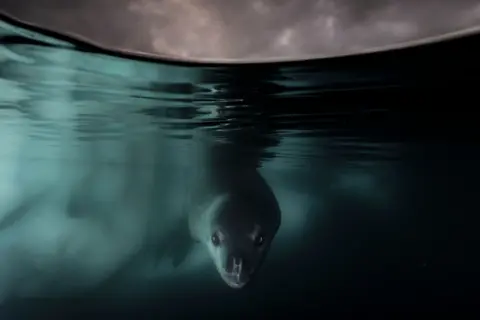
[1, 0, 479, 61]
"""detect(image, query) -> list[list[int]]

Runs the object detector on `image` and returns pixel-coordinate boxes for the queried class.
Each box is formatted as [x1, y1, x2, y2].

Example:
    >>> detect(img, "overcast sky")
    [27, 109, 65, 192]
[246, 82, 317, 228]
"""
[1, 0, 480, 61]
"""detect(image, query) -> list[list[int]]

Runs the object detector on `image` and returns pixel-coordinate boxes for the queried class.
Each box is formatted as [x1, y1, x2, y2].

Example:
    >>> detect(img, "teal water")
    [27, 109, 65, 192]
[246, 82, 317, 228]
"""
[0, 13, 479, 317]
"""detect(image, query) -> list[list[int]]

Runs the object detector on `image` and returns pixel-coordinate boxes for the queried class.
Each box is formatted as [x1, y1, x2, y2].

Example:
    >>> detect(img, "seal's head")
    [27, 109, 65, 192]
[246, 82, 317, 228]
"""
[203, 190, 281, 289]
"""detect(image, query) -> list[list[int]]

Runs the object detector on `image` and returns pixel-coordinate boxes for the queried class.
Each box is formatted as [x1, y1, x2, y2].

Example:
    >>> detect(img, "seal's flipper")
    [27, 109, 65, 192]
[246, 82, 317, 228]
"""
[154, 215, 195, 269]
[170, 222, 195, 268]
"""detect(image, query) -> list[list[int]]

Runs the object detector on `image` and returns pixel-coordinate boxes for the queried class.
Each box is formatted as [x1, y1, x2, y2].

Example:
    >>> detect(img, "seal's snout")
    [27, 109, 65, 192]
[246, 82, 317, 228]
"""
[226, 255, 244, 274]
[221, 254, 251, 289]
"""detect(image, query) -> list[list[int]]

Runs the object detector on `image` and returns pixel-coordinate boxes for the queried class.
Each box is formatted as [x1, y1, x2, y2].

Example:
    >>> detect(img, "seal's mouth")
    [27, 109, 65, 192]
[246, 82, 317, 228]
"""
[220, 272, 248, 289]
[222, 272, 248, 289]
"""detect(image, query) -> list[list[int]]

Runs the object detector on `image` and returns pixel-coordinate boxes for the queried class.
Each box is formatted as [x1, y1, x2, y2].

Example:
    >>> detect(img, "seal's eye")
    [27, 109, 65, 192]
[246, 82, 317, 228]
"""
[211, 232, 221, 246]
[253, 234, 265, 247]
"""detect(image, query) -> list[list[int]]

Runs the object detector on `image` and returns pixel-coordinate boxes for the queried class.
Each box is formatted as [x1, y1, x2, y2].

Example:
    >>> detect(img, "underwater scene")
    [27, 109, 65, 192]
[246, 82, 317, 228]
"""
[0, 12, 479, 318]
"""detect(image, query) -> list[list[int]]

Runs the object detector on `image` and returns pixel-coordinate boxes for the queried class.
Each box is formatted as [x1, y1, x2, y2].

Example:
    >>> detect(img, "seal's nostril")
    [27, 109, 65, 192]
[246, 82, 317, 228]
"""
[233, 257, 240, 266]
[233, 257, 242, 274]
[226, 255, 243, 274]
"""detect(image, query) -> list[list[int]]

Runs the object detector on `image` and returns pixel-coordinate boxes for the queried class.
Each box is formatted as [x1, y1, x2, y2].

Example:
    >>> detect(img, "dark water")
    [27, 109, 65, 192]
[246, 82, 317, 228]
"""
[0, 13, 479, 318]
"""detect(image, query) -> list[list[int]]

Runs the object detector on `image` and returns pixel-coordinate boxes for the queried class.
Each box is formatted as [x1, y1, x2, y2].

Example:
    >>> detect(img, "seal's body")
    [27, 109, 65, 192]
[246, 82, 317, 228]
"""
[161, 131, 281, 288]
[165, 133, 281, 289]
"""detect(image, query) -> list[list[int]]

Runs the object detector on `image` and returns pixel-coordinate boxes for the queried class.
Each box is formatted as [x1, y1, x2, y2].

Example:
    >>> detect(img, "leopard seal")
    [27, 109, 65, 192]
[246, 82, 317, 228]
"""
[162, 132, 281, 289]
